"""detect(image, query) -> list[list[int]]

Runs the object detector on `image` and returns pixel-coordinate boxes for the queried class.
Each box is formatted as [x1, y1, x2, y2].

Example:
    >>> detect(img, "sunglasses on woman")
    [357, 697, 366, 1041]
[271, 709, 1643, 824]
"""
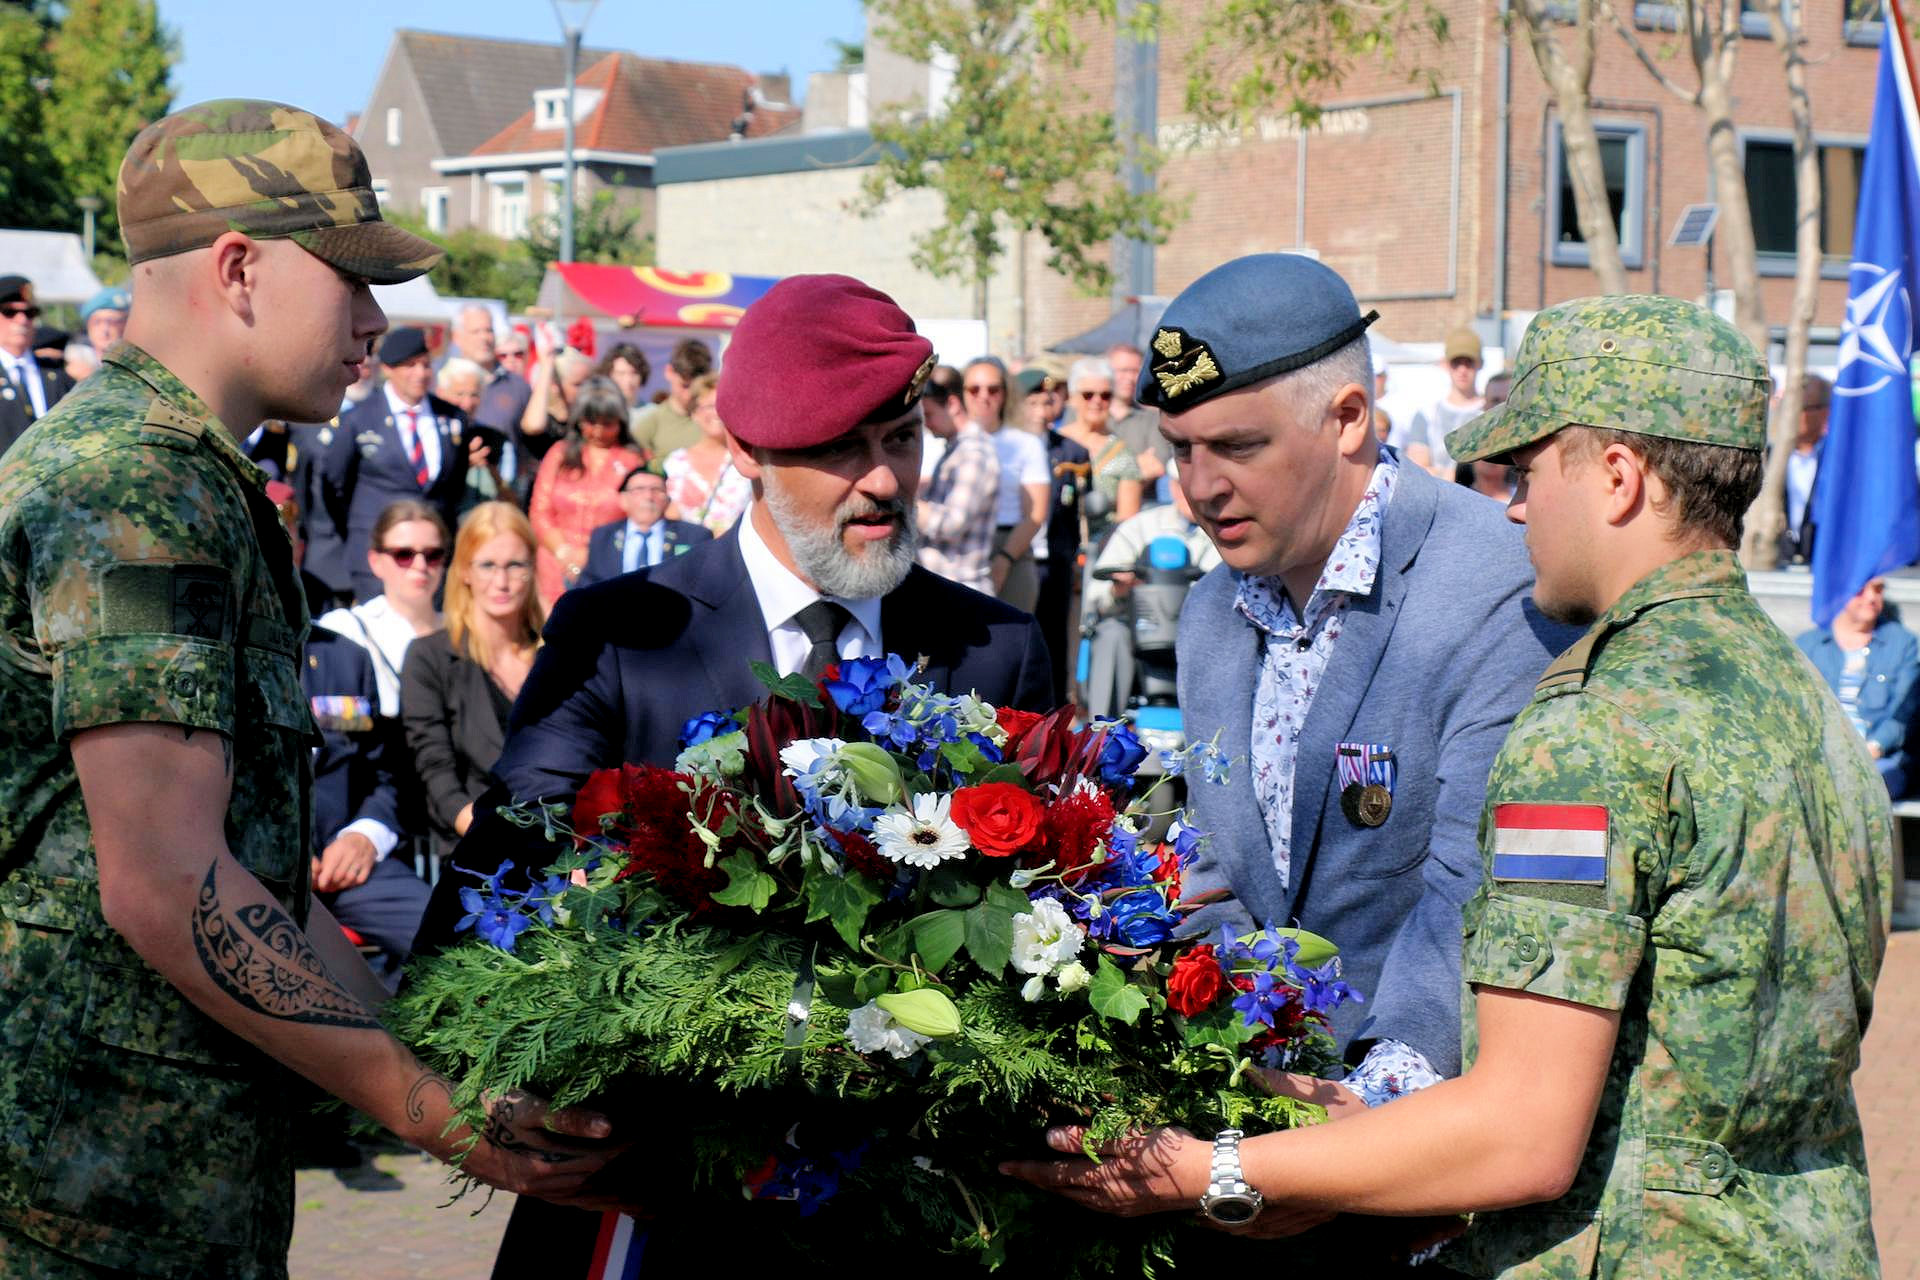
[1079, 390, 1114, 402]
[379, 545, 447, 569]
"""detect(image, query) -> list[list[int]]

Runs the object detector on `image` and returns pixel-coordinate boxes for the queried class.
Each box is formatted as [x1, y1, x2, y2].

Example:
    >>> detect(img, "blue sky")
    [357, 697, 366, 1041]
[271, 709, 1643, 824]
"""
[160, 0, 868, 123]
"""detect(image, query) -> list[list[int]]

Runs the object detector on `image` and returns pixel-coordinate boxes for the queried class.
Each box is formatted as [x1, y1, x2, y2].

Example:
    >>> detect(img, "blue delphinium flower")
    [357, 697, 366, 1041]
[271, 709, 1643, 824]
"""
[1231, 971, 1291, 1028]
[1096, 723, 1149, 785]
[680, 709, 735, 748]
[1288, 957, 1363, 1014]
[1248, 927, 1300, 973]
[528, 873, 572, 925]
[1167, 817, 1205, 868]
[1108, 891, 1178, 947]
[823, 655, 900, 717]
[456, 886, 534, 952]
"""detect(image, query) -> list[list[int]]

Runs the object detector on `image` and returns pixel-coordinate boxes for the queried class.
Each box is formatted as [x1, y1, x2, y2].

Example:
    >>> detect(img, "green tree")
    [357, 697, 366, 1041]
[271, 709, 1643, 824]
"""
[43, 0, 176, 251]
[0, 5, 65, 231]
[383, 210, 546, 311]
[525, 186, 653, 271]
[862, 0, 1178, 311]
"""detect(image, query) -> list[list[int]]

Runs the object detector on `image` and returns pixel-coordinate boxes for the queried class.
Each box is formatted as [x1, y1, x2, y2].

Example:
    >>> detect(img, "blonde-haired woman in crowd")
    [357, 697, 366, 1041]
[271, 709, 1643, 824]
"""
[401, 501, 545, 856]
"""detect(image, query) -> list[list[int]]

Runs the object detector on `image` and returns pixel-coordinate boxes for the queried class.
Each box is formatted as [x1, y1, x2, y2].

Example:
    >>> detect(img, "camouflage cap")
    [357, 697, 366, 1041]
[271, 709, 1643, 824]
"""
[117, 99, 441, 285]
[1446, 294, 1769, 463]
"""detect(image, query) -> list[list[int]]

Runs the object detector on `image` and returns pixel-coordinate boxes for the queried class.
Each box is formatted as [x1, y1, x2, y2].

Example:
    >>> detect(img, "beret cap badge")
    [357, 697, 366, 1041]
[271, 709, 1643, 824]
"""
[906, 352, 937, 405]
[1150, 327, 1222, 400]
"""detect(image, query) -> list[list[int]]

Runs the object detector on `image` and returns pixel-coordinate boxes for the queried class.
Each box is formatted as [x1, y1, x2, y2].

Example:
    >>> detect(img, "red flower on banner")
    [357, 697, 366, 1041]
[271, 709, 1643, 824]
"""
[950, 783, 1047, 858]
[566, 316, 598, 357]
[1166, 945, 1226, 1016]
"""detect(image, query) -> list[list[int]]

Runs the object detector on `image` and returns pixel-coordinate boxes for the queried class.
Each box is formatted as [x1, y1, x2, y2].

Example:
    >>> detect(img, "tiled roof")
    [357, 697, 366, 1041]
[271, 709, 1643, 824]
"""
[467, 51, 803, 160]
[395, 30, 620, 157]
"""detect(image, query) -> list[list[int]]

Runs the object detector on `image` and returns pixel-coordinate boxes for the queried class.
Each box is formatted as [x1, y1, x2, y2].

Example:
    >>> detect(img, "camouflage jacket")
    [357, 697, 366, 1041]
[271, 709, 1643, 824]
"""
[0, 343, 313, 1278]
[1448, 550, 1891, 1279]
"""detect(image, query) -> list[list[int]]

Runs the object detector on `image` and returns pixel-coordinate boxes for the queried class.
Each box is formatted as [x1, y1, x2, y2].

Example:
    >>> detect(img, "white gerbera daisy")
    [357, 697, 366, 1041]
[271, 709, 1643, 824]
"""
[869, 793, 969, 869]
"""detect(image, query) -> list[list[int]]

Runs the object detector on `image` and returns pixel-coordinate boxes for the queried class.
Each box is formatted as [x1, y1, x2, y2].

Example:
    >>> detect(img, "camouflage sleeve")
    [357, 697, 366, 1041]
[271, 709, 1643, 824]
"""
[1461, 689, 1684, 1011]
[25, 443, 249, 739]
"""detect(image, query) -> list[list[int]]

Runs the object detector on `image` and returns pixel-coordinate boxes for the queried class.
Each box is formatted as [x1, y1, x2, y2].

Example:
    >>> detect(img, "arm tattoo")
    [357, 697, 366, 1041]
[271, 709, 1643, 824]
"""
[406, 1071, 455, 1126]
[481, 1091, 588, 1165]
[191, 862, 381, 1030]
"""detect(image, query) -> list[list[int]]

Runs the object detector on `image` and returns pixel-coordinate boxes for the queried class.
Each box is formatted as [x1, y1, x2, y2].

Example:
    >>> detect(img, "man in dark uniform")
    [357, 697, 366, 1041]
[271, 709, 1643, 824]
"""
[0, 275, 76, 456]
[576, 466, 713, 586]
[416, 273, 1058, 1278]
[314, 326, 469, 602]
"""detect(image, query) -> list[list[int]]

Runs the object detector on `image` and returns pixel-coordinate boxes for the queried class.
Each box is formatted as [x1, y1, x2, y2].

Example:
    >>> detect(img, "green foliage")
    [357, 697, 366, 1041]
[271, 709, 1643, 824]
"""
[803, 862, 883, 948]
[750, 659, 824, 706]
[382, 209, 546, 310]
[0, 0, 174, 245]
[1089, 954, 1150, 1024]
[712, 850, 779, 910]
[862, 0, 1177, 298]
[524, 183, 653, 270]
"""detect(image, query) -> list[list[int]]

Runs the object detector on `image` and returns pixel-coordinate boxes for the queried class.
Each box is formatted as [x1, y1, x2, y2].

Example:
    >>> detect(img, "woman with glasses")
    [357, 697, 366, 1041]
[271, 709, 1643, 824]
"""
[1059, 356, 1143, 546]
[401, 502, 546, 856]
[528, 375, 643, 609]
[663, 372, 753, 536]
[963, 356, 1049, 611]
[316, 498, 450, 718]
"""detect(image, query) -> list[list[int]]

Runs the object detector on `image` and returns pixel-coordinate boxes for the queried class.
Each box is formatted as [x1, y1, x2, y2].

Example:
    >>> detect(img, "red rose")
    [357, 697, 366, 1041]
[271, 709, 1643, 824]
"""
[571, 765, 633, 839]
[995, 706, 1043, 743]
[1167, 944, 1227, 1017]
[950, 782, 1048, 858]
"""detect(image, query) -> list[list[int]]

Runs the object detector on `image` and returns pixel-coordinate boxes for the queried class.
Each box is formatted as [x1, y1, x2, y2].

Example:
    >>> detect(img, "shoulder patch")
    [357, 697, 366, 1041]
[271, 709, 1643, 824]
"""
[1534, 626, 1603, 696]
[1491, 802, 1609, 907]
[138, 399, 208, 450]
[99, 563, 234, 643]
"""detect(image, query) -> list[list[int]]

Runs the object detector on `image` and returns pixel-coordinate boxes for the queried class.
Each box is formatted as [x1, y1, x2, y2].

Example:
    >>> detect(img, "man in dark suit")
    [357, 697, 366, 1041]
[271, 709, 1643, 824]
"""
[313, 326, 468, 602]
[415, 274, 1055, 1278]
[0, 276, 76, 457]
[301, 626, 431, 989]
[576, 466, 712, 587]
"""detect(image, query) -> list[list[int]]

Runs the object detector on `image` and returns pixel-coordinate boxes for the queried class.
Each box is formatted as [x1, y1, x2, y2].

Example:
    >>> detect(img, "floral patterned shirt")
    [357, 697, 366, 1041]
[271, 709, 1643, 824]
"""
[1235, 450, 1399, 889]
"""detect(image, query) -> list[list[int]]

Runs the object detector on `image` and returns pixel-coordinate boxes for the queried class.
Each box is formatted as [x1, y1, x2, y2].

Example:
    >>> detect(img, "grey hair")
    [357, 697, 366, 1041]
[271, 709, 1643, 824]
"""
[1067, 357, 1115, 397]
[1267, 336, 1374, 425]
[436, 356, 486, 392]
[456, 303, 494, 330]
[556, 349, 595, 381]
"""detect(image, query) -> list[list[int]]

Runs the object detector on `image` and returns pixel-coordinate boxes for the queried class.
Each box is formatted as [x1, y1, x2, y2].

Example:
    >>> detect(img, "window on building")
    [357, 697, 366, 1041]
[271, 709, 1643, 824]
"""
[385, 107, 401, 147]
[535, 89, 567, 131]
[542, 169, 566, 216]
[370, 179, 390, 207]
[1738, 0, 1778, 36]
[422, 187, 450, 234]
[1633, 2, 1680, 30]
[1846, 0, 1883, 44]
[1548, 122, 1648, 270]
[1744, 137, 1865, 271]
[492, 177, 529, 239]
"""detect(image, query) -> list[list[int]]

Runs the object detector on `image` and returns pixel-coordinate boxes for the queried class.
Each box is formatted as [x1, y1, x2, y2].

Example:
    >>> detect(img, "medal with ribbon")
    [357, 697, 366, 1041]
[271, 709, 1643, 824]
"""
[1335, 741, 1396, 828]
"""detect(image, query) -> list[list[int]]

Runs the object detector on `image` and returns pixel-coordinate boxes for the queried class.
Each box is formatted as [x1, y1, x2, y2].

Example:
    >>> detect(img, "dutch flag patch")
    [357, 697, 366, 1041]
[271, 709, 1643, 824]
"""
[1491, 803, 1609, 886]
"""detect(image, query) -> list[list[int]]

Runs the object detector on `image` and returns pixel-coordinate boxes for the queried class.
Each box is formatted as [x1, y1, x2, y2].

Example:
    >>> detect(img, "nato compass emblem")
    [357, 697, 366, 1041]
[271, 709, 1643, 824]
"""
[1836, 261, 1913, 399]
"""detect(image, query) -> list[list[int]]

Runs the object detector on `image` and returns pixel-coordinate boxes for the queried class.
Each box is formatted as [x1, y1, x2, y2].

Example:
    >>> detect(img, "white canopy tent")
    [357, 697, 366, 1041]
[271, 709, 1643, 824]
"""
[0, 230, 104, 305]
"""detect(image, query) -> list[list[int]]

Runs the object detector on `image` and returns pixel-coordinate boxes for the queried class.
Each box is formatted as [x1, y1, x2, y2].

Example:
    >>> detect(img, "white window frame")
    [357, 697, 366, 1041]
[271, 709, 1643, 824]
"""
[541, 167, 567, 217]
[370, 178, 391, 207]
[385, 107, 401, 147]
[488, 171, 531, 240]
[1739, 130, 1866, 279]
[1547, 120, 1649, 271]
[421, 185, 450, 234]
[534, 89, 567, 131]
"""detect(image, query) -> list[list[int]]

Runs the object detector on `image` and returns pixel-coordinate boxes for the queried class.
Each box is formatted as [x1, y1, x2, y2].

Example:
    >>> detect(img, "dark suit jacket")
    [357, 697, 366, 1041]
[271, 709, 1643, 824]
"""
[400, 629, 507, 856]
[0, 361, 74, 458]
[415, 529, 1055, 946]
[302, 628, 402, 853]
[576, 516, 712, 587]
[314, 393, 469, 602]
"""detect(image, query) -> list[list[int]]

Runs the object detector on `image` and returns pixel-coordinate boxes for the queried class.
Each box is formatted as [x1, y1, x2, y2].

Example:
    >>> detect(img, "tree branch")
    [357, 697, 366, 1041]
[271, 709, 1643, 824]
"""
[1603, 0, 1700, 102]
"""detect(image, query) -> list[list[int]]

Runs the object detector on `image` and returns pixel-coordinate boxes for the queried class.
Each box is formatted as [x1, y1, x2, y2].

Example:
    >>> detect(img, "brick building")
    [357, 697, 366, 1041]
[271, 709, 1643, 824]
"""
[655, 0, 1880, 359]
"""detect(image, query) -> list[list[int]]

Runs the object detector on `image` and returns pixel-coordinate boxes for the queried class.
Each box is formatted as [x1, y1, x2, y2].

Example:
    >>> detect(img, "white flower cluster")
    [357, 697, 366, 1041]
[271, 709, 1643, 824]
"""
[1010, 896, 1089, 1001]
[843, 1000, 932, 1060]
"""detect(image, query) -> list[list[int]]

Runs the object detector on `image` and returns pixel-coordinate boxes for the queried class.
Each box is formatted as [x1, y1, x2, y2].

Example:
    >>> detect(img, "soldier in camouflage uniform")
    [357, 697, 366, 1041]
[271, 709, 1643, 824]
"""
[1007, 294, 1891, 1277]
[0, 101, 622, 1278]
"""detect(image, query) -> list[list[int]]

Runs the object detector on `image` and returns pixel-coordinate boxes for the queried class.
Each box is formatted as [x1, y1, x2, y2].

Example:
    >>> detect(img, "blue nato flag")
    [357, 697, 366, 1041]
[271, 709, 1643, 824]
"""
[1812, 15, 1920, 626]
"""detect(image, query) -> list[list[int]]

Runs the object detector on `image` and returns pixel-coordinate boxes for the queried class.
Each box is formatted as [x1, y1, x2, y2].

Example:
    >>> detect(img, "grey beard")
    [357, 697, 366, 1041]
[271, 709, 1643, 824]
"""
[762, 478, 917, 600]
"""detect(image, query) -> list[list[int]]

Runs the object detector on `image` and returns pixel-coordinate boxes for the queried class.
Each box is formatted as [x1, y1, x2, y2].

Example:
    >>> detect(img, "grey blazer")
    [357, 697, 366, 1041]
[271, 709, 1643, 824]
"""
[1177, 460, 1578, 1075]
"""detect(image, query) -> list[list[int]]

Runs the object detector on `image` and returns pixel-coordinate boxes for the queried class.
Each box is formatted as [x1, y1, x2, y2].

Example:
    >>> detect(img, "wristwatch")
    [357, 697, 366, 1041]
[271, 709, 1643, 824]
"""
[1197, 1128, 1264, 1224]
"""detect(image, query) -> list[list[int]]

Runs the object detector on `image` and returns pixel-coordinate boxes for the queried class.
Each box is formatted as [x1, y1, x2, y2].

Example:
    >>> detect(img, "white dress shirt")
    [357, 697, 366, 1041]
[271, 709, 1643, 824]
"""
[736, 504, 884, 676]
[317, 595, 430, 718]
[383, 383, 444, 481]
[1, 350, 48, 417]
[621, 519, 664, 573]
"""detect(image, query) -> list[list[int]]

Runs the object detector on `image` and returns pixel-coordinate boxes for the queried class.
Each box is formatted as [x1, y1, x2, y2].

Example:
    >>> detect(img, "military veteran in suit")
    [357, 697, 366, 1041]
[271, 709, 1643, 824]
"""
[1146, 255, 1576, 1106]
[315, 325, 469, 602]
[416, 273, 1057, 1277]
[574, 464, 712, 587]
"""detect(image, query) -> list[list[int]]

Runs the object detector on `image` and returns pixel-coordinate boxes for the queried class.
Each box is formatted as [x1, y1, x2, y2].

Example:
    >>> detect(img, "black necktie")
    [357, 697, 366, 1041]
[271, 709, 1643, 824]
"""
[794, 600, 851, 681]
[7, 362, 32, 422]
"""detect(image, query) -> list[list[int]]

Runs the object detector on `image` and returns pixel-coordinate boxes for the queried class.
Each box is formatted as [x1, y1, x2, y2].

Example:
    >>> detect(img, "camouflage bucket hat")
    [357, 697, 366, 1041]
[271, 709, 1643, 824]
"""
[117, 99, 442, 285]
[1447, 294, 1770, 463]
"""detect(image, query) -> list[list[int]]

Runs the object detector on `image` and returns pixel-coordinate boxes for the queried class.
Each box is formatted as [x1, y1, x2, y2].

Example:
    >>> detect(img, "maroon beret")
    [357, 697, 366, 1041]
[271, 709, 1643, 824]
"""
[717, 274, 936, 450]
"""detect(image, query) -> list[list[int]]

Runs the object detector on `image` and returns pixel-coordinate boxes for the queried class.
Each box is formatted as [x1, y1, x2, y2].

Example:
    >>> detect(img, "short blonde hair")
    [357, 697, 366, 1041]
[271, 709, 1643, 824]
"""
[445, 502, 545, 667]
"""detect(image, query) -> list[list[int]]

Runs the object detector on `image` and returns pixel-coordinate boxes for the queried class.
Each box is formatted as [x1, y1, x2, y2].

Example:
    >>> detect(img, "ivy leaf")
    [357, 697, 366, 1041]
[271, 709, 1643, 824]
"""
[1088, 956, 1150, 1025]
[709, 851, 777, 912]
[984, 880, 1032, 918]
[750, 659, 822, 708]
[927, 865, 983, 908]
[962, 900, 1013, 975]
[560, 882, 620, 925]
[911, 909, 968, 972]
[804, 865, 883, 950]
[1179, 1001, 1258, 1048]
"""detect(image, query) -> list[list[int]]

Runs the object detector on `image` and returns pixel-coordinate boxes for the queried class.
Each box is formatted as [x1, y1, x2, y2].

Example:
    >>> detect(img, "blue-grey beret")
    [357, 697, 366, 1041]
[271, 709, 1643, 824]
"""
[1137, 254, 1378, 413]
[377, 325, 430, 366]
[79, 286, 131, 321]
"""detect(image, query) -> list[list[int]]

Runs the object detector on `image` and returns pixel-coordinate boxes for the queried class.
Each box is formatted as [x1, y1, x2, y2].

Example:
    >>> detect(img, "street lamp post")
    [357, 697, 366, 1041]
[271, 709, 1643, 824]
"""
[76, 195, 102, 261]
[551, 0, 600, 266]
